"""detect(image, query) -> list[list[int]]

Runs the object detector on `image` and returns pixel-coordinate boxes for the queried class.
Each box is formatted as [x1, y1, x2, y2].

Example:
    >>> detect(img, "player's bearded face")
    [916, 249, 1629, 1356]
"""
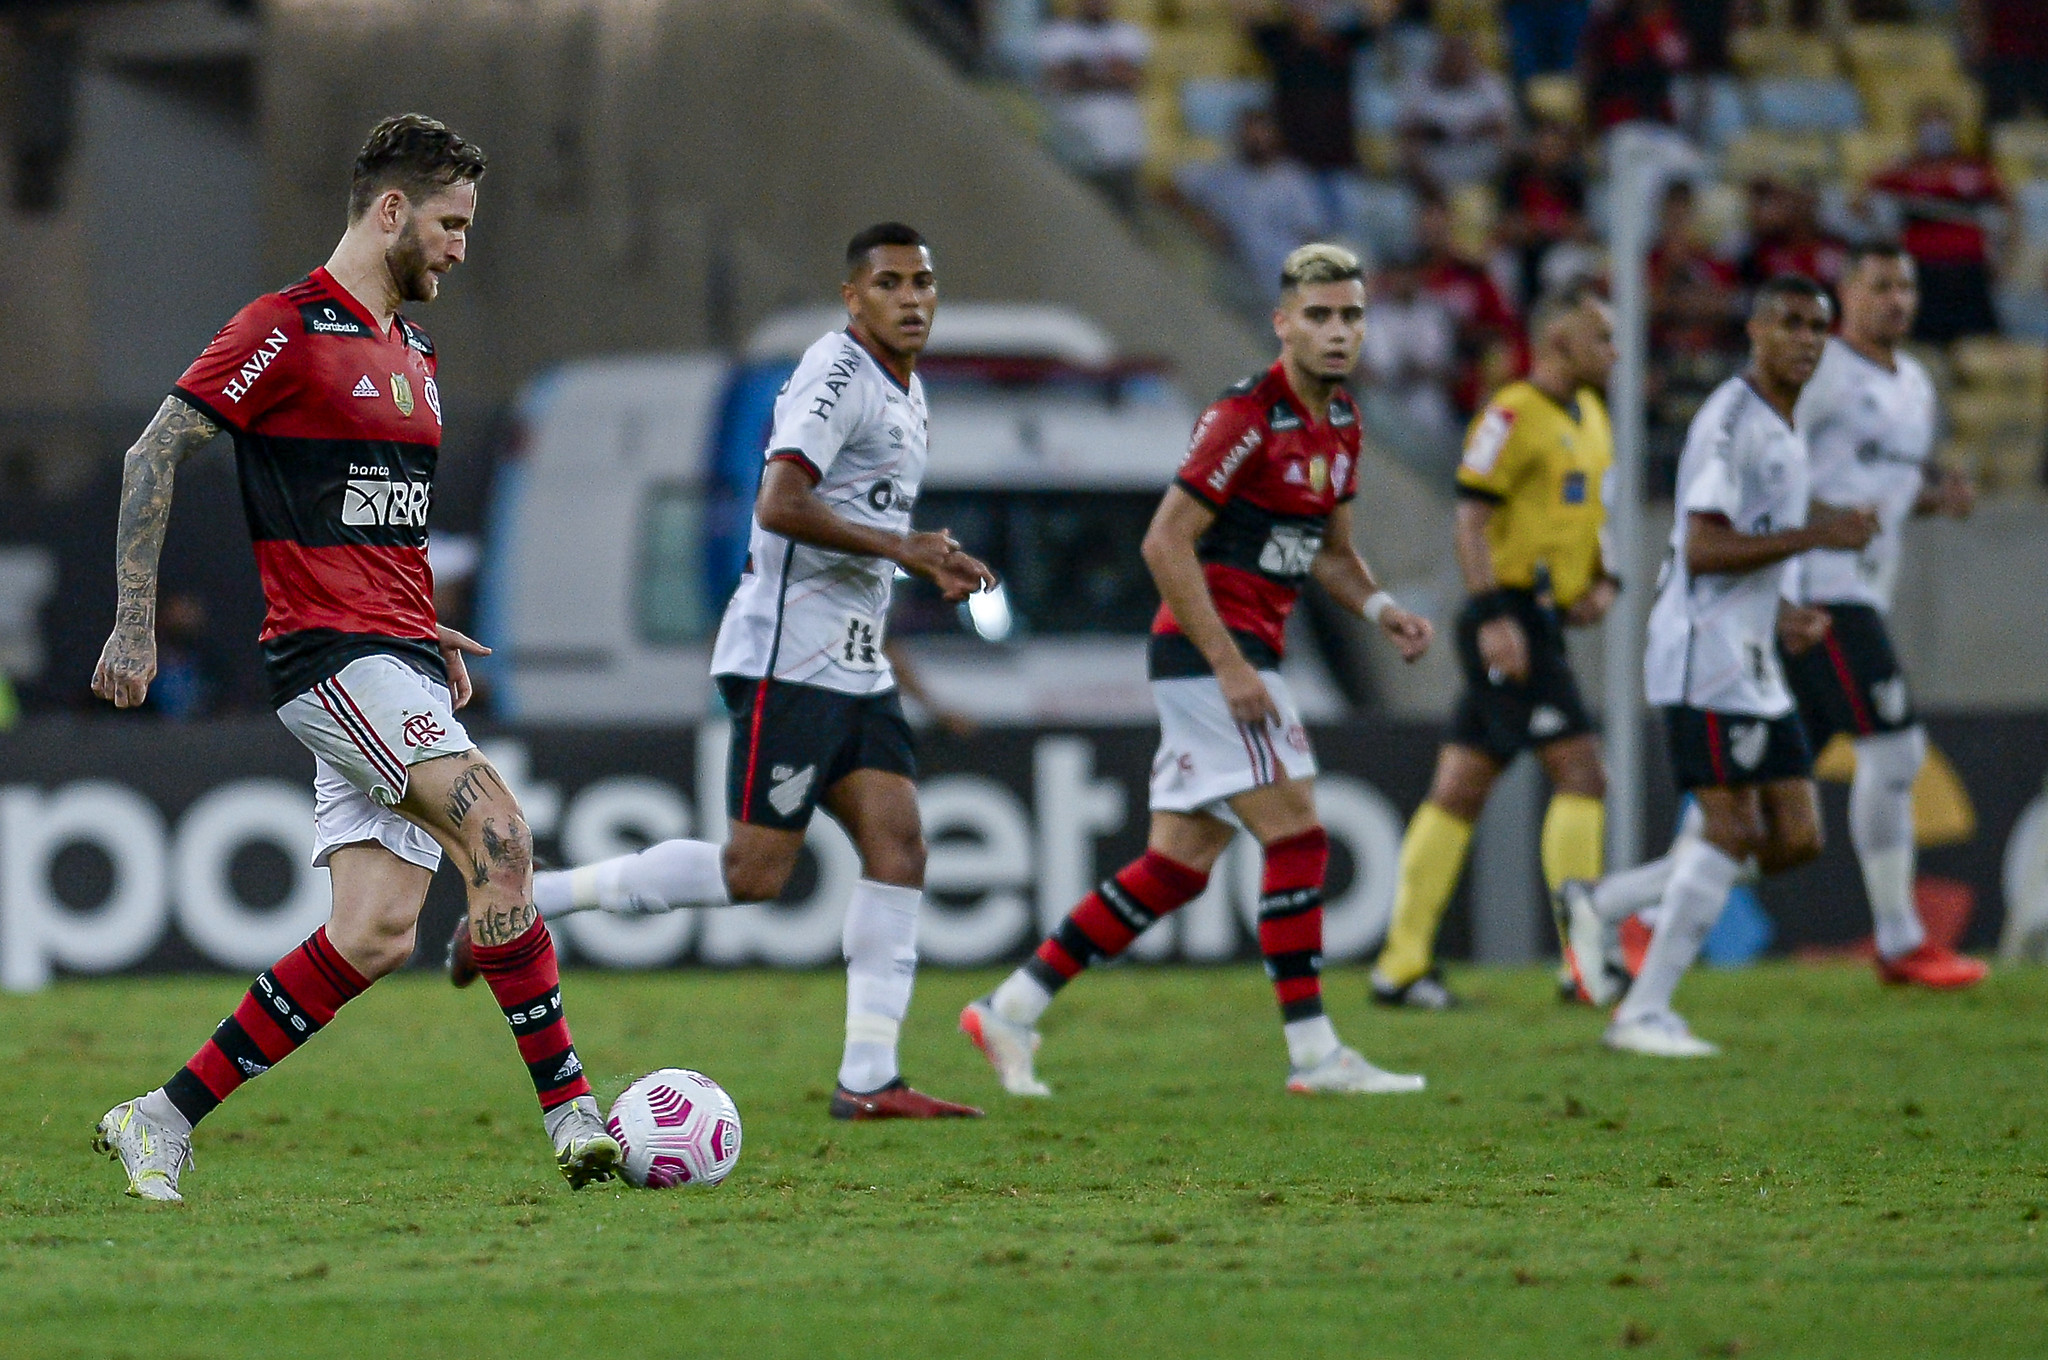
[388, 217, 437, 303]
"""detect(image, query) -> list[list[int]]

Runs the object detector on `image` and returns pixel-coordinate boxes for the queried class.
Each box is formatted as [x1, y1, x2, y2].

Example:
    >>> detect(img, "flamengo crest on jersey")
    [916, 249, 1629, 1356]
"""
[1791, 337, 1936, 612]
[1644, 376, 1810, 717]
[710, 330, 928, 696]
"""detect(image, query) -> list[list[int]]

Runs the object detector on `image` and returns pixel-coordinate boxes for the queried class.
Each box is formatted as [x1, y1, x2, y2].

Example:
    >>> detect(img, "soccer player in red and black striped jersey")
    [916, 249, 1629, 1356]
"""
[961, 244, 1438, 1097]
[89, 115, 621, 1201]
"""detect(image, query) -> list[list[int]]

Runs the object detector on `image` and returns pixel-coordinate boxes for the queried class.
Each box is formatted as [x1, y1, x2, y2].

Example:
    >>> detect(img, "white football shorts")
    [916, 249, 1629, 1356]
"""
[1148, 670, 1318, 814]
[275, 652, 475, 871]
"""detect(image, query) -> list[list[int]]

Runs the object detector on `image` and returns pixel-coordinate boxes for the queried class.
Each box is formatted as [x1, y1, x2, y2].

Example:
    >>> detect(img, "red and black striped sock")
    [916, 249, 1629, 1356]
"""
[1024, 851, 1209, 994]
[162, 927, 369, 1128]
[1258, 827, 1329, 1023]
[471, 918, 592, 1112]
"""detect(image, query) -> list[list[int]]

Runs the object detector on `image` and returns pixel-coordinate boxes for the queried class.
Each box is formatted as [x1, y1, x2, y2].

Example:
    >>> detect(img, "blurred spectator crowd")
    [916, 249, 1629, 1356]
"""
[1005, 0, 2048, 495]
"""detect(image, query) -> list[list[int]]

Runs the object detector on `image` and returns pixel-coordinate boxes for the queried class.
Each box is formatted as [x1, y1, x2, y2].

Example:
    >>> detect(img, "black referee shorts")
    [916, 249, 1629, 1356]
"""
[1780, 602, 1916, 747]
[718, 675, 917, 831]
[1663, 705, 1813, 791]
[1449, 589, 1594, 764]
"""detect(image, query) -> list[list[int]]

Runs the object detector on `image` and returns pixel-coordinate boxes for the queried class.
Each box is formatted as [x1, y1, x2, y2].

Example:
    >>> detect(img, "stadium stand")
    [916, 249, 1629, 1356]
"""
[1019, 0, 2048, 497]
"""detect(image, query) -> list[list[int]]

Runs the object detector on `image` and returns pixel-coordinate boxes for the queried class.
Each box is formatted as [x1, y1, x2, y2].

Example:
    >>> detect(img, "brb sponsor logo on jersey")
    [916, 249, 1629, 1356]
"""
[341, 463, 432, 528]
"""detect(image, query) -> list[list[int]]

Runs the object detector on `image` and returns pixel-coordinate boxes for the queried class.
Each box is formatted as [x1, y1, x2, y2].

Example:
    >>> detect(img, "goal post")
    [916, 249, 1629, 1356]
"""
[1603, 127, 1706, 875]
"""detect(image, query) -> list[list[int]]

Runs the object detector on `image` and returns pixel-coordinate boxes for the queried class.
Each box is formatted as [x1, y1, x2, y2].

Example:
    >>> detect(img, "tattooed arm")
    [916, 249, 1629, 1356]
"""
[91, 396, 220, 708]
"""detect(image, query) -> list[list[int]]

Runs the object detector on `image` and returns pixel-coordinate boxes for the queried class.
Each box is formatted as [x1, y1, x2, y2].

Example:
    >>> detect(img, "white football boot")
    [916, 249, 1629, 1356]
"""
[93, 1098, 192, 1203]
[959, 998, 1052, 1097]
[1286, 1047, 1426, 1095]
[1603, 1010, 1720, 1058]
[544, 1095, 621, 1188]
[1555, 879, 1626, 1007]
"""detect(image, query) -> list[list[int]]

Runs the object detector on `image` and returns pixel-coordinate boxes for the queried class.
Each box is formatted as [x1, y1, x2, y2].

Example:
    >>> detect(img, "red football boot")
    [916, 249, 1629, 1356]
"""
[445, 915, 480, 989]
[1876, 944, 1988, 990]
[829, 1079, 984, 1120]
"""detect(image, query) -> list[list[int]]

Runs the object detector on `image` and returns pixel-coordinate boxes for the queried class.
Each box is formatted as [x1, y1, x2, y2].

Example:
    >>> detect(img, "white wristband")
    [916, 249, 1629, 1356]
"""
[1363, 591, 1397, 624]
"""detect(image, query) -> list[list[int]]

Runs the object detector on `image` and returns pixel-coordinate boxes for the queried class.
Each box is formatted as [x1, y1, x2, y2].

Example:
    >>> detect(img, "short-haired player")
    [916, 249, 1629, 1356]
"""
[450, 224, 998, 1120]
[1777, 243, 1985, 988]
[1370, 280, 1621, 1009]
[93, 116, 621, 1201]
[1586, 276, 1877, 1057]
[959, 244, 1437, 1097]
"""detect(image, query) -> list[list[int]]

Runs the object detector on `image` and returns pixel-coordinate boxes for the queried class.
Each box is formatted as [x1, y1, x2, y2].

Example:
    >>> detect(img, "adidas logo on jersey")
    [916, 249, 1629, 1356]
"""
[554, 1053, 584, 1083]
[236, 1056, 271, 1078]
[352, 375, 379, 398]
[767, 763, 817, 817]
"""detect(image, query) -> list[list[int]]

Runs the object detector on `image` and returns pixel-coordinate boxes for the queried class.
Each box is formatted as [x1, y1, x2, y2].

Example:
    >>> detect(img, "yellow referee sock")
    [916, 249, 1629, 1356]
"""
[1376, 802, 1474, 988]
[1540, 792, 1605, 894]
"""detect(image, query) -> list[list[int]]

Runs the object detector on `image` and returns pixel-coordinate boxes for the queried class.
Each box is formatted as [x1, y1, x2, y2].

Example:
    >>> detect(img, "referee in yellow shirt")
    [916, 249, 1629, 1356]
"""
[1371, 281, 1621, 1008]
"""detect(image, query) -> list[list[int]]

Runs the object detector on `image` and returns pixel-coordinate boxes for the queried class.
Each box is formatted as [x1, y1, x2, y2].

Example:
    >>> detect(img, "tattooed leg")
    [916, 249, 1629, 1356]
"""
[400, 752, 596, 1116]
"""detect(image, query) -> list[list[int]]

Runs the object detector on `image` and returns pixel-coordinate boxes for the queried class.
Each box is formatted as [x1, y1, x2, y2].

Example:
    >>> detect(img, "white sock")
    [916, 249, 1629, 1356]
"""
[839, 879, 921, 1092]
[1283, 1014, 1341, 1069]
[1616, 838, 1741, 1025]
[533, 839, 731, 921]
[1593, 801, 1760, 926]
[1592, 855, 1676, 922]
[1852, 728, 1927, 960]
[991, 969, 1054, 1027]
[136, 1087, 192, 1138]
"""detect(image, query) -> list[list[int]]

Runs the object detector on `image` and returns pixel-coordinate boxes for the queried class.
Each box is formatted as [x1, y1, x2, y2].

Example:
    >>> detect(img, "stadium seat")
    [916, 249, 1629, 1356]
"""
[1728, 27, 1839, 79]
[1181, 77, 1267, 141]
[1721, 129, 1837, 184]
[1148, 27, 1261, 83]
[1992, 121, 2048, 194]
[1842, 23, 1960, 80]
[1837, 128, 1911, 188]
[1858, 74, 1983, 151]
[1750, 77, 1864, 135]
[1682, 75, 1749, 151]
[1354, 75, 1403, 135]
[2018, 181, 2048, 250]
[1048, 0, 1164, 21]
[1951, 337, 2048, 396]
[1523, 73, 1583, 127]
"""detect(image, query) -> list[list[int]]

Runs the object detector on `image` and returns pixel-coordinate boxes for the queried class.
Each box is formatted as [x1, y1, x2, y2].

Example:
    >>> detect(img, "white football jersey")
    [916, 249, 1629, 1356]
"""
[1645, 376, 1811, 716]
[1790, 337, 1936, 612]
[710, 329, 928, 695]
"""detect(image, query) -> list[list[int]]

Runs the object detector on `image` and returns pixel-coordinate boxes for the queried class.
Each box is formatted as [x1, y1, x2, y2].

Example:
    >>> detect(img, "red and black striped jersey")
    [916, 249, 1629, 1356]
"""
[172, 268, 445, 706]
[1149, 361, 1361, 679]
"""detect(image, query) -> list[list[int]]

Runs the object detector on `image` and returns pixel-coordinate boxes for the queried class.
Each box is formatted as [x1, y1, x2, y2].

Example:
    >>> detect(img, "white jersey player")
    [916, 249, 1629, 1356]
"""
[1558, 276, 1877, 1057]
[448, 223, 1000, 1120]
[710, 328, 928, 694]
[1780, 244, 1984, 988]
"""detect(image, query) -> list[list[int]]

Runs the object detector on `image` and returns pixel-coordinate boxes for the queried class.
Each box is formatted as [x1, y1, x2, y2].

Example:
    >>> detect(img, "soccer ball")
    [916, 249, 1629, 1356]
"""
[605, 1069, 742, 1188]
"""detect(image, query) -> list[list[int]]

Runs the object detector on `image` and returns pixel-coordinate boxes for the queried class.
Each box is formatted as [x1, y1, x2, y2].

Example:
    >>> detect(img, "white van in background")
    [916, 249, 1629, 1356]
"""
[477, 304, 1349, 724]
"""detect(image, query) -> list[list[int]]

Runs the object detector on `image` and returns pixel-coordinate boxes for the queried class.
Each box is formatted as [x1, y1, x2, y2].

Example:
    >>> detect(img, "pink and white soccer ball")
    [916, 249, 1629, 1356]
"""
[605, 1069, 742, 1188]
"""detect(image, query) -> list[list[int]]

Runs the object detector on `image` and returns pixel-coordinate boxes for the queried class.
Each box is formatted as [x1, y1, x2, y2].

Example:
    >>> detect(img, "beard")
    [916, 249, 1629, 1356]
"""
[387, 221, 439, 303]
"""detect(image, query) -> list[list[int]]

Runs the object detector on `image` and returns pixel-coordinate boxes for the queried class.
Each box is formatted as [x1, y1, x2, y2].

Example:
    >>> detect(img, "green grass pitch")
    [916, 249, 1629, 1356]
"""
[4, 963, 2046, 1359]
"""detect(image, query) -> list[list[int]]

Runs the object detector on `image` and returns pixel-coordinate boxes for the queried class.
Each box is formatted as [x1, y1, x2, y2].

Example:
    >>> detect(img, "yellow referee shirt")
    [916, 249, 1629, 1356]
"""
[1454, 380, 1612, 608]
